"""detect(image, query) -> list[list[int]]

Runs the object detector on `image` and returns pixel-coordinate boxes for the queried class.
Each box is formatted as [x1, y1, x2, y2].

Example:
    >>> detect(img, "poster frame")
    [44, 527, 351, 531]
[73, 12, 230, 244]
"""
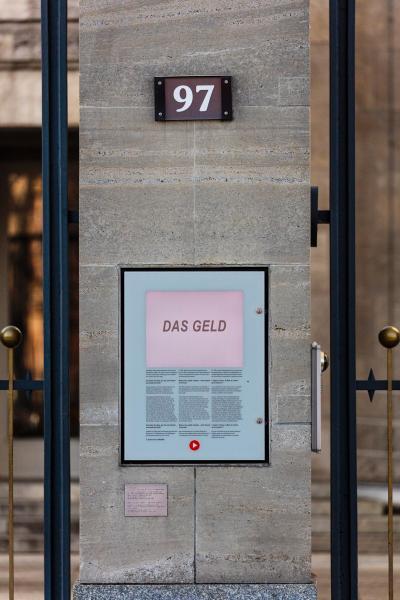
[120, 266, 269, 465]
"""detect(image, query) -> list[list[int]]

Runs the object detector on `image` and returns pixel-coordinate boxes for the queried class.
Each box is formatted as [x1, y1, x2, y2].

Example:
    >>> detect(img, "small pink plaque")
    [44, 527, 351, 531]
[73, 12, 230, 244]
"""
[125, 484, 168, 517]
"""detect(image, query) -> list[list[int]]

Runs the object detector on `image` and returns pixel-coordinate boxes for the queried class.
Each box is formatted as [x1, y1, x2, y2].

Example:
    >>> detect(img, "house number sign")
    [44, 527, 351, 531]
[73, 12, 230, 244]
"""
[154, 76, 233, 121]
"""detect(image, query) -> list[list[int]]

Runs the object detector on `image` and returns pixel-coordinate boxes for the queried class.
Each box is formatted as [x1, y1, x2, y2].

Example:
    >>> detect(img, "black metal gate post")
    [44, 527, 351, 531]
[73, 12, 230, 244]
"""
[330, 0, 358, 598]
[41, 0, 71, 598]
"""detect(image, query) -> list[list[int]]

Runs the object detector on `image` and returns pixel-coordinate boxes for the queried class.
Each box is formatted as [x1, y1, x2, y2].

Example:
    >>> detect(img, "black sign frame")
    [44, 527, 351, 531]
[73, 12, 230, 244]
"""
[120, 266, 269, 466]
[154, 76, 233, 122]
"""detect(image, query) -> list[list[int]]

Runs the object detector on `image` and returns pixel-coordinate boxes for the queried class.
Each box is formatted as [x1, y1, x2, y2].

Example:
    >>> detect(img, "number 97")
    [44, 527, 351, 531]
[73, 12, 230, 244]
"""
[173, 84, 215, 113]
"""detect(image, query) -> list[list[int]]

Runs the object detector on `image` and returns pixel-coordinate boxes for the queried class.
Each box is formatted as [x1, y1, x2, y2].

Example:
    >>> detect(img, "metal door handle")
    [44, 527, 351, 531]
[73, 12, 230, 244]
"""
[311, 342, 329, 453]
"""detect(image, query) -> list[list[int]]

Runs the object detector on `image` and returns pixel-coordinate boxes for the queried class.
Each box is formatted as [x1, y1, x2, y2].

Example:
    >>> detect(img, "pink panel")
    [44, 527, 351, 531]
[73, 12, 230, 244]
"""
[146, 291, 243, 368]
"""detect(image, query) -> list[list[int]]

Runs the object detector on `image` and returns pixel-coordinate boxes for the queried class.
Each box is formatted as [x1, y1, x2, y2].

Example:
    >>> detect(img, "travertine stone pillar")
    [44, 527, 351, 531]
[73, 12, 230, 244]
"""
[75, 1, 315, 598]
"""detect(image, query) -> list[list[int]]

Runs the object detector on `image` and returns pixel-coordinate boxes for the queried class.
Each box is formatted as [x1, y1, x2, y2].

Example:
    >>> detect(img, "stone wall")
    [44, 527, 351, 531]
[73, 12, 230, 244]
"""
[79, 0, 311, 585]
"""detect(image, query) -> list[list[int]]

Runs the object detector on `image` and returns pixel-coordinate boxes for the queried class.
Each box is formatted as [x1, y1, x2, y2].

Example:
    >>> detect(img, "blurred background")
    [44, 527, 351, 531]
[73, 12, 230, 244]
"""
[0, 0, 399, 597]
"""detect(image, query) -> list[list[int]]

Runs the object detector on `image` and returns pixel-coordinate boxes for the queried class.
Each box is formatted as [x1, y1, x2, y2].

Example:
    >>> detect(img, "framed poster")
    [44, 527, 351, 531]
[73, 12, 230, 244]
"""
[121, 268, 268, 464]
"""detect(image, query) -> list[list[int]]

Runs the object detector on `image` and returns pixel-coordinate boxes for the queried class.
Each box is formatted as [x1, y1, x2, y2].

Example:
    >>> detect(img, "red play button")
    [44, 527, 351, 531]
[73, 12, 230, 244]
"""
[189, 440, 200, 451]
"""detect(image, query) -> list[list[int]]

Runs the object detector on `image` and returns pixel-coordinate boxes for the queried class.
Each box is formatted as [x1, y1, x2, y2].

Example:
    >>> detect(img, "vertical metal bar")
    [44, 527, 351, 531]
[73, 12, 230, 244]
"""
[378, 326, 400, 600]
[1, 327, 23, 600]
[386, 348, 393, 600]
[329, 1, 357, 598]
[41, 0, 70, 598]
[8, 347, 14, 600]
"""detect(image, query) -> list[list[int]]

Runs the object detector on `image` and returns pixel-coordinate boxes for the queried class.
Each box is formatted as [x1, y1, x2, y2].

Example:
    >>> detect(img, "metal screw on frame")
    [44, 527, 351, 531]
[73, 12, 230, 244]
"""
[378, 325, 400, 600]
[0, 326, 23, 600]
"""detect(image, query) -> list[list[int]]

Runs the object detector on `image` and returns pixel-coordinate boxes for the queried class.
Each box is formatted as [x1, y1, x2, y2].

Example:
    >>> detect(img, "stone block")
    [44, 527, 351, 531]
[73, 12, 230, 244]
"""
[79, 185, 195, 266]
[277, 396, 310, 424]
[80, 1, 308, 108]
[80, 265, 118, 334]
[193, 106, 309, 184]
[80, 105, 308, 187]
[194, 184, 309, 266]
[269, 266, 310, 333]
[80, 343, 119, 426]
[268, 265, 310, 424]
[270, 337, 310, 397]
[80, 107, 195, 187]
[195, 454, 311, 583]
[279, 77, 309, 107]
[79, 266, 119, 425]
[270, 424, 311, 453]
[79, 425, 195, 583]
[74, 582, 318, 599]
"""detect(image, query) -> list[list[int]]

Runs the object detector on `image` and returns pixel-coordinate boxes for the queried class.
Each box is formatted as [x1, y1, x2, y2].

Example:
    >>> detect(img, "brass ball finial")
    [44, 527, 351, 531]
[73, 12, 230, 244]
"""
[0, 326, 22, 349]
[378, 326, 400, 349]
